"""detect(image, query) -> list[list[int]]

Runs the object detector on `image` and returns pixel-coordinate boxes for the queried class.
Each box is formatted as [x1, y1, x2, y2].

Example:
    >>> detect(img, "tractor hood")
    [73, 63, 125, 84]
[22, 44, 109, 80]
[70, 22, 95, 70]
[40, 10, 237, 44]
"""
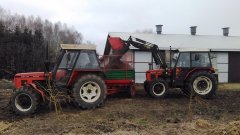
[15, 72, 45, 78]
[14, 72, 52, 89]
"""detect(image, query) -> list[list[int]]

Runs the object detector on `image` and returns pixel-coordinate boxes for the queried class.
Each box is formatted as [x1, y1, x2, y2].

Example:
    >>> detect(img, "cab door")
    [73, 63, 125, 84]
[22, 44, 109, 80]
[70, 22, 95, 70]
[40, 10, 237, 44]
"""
[55, 51, 79, 86]
[173, 52, 191, 86]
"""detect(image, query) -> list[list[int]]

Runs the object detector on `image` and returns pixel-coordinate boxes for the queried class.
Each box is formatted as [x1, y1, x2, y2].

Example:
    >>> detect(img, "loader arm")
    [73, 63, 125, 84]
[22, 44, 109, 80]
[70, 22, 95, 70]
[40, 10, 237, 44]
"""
[126, 36, 167, 69]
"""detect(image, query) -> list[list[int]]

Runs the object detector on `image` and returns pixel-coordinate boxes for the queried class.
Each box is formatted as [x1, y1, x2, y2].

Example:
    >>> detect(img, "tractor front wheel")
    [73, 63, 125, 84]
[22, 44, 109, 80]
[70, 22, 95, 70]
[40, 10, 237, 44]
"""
[72, 74, 107, 109]
[149, 79, 168, 98]
[11, 88, 39, 115]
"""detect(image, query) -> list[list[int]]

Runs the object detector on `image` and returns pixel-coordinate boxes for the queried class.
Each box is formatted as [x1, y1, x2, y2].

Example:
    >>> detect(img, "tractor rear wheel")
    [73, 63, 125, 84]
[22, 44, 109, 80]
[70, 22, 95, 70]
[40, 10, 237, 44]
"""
[185, 71, 217, 99]
[72, 74, 106, 109]
[11, 88, 39, 115]
[149, 79, 168, 98]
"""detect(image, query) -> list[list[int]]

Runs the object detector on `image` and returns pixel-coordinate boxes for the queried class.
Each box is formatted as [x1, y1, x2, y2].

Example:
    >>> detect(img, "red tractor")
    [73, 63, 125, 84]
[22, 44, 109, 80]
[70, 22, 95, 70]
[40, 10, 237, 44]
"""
[125, 37, 218, 99]
[11, 44, 135, 115]
[11, 43, 135, 115]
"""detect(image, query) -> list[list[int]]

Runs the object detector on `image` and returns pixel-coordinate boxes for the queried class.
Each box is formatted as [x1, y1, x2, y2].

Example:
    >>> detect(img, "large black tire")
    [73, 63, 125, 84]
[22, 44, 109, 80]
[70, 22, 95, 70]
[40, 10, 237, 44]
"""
[72, 74, 107, 109]
[185, 71, 217, 99]
[126, 86, 136, 98]
[149, 79, 168, 98]
[11, 88, 39, 115]
[144, 81, 150, 96]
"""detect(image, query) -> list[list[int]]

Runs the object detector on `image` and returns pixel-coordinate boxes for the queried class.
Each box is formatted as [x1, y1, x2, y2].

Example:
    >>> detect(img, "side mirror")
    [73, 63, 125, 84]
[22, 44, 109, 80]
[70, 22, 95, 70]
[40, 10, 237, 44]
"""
[44, 60, 51, 72]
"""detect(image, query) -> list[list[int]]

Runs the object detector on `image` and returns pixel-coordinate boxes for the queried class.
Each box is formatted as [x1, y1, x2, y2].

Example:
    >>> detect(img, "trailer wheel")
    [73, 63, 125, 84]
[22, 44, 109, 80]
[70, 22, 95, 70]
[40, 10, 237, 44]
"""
[11, 88, 39, 115]
[126, 86, 136, 98]
[149, 79, 168, 98]
[144, 81, 150, 96]
[72, 74, 107, 109]
[185, 71, 217, 99]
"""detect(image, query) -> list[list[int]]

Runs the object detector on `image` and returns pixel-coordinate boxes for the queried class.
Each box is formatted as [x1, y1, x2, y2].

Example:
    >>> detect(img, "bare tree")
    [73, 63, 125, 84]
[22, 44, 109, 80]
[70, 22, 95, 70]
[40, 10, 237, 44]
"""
[0, 6, 83, 79]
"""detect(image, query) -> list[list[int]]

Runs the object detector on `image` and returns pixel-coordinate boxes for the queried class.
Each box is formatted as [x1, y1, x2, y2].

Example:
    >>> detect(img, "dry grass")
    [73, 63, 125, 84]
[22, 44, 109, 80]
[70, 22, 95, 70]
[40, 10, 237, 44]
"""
[34, 78, 71, 114]
[0, 79, 14, 89]
[218, 83, 240, 90]
[0, 122, 12, 133]
[209, 120, 240, 135]
[195, 119, 212, 129]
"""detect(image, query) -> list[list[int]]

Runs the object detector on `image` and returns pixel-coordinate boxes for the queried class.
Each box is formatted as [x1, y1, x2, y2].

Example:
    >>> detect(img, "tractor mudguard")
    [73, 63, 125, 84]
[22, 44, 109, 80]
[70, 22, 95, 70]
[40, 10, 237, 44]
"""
[184, 68, 215, 81]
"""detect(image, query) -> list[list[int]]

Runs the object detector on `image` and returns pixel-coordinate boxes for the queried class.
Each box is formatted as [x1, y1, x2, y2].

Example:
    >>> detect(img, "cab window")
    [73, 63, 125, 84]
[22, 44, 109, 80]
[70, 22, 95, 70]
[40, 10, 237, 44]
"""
[176, 52, 190, 67]
[191, 52, 211, 67]
[58, 52, 78, 69]
[75, 51, 99, 69]
[171, 52, 179, 67]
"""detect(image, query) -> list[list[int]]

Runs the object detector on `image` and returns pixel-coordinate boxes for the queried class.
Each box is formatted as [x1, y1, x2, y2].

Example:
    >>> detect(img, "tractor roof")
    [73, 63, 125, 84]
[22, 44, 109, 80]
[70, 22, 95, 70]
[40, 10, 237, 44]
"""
[60, 44, 96, 50]
[178, 48, 210, 52]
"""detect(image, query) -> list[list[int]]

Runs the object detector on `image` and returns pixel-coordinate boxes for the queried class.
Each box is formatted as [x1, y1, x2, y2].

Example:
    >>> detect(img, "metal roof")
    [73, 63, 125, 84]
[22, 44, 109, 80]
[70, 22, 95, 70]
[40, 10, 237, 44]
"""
[60, 44, 96, 50]
[178, 48, 210, 52]
[108, 32, 240, 52]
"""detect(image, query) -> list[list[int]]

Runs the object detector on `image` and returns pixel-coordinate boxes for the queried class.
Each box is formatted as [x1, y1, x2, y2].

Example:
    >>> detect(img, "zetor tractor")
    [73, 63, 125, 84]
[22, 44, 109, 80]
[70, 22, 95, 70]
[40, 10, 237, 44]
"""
[144, 48, 218, 99]
[11, 44, 107, 115]
[126, 37, 218, 99]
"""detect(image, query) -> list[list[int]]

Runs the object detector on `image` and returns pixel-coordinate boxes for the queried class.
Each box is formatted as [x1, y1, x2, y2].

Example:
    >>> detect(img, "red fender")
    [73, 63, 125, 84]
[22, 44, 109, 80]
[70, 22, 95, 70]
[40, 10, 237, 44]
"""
[184, 68, 215, 81]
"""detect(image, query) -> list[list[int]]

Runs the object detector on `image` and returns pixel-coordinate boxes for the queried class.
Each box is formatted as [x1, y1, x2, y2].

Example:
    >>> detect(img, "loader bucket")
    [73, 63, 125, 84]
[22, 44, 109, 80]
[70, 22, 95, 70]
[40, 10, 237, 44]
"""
[108, 37, 124, 50]
[108, 37, 129, 55]
[106, 37, 130, 69]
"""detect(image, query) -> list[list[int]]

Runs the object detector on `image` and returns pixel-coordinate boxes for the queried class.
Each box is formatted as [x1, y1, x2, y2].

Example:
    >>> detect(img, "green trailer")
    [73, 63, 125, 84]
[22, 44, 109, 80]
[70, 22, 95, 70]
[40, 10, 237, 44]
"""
[104, 69, 135, 97]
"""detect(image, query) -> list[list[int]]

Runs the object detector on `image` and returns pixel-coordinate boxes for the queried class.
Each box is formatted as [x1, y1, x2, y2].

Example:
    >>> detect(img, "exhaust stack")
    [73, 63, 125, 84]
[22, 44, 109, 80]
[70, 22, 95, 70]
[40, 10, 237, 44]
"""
[190, 26, 197, 35]
[222, 27, 230, 36]
[156, 25, 163, 34]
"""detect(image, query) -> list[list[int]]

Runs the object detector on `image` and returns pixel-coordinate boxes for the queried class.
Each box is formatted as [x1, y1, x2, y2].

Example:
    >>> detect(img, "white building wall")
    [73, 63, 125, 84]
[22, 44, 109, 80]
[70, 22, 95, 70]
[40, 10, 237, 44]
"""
[216, 52, 228, 83]
[208, 52, 228, 83]
[134, 51, 151, 83]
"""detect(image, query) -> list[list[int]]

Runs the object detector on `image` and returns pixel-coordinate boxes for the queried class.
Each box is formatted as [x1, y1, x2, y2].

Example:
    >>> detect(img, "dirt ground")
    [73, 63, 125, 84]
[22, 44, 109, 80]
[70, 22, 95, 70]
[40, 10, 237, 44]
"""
[0, 80, 240, 135]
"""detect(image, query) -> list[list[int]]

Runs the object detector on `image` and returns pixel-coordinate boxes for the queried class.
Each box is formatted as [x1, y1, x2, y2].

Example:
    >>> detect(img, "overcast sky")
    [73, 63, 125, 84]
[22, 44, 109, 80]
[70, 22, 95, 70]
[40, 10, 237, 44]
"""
[1, 0, 240, 53]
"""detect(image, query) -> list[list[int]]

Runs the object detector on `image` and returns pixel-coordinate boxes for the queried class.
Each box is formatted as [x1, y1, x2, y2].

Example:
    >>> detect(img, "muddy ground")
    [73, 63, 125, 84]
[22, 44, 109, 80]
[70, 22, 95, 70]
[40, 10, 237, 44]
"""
[0, 81, 240, 135]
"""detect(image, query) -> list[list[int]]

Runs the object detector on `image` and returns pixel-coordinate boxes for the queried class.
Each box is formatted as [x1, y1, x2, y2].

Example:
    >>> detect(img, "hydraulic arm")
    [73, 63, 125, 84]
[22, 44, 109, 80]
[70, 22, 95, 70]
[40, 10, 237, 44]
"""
[125, 36, 167, 69]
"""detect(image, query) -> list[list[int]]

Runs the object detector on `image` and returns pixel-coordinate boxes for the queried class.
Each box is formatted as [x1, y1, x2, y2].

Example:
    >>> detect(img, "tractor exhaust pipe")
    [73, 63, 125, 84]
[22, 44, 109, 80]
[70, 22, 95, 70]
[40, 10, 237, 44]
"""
[44, 42, 50, 72]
